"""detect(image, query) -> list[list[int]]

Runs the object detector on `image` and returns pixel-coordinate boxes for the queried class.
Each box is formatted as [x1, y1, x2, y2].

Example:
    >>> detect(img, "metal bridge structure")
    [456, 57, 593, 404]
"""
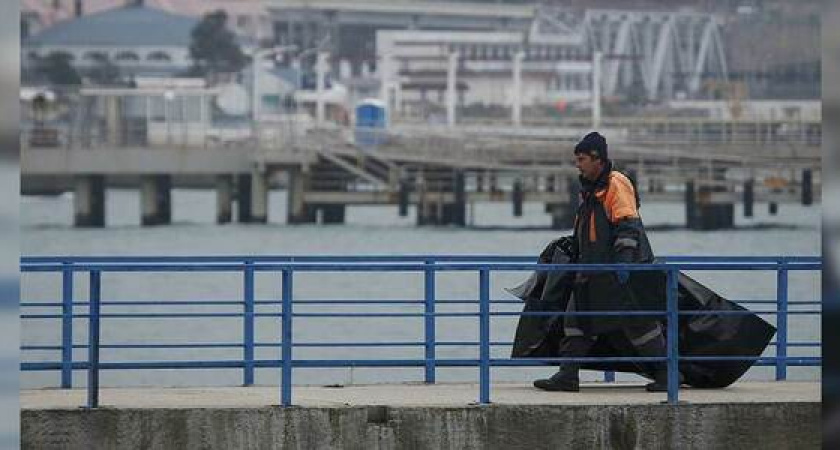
[529, 6, 729, 101]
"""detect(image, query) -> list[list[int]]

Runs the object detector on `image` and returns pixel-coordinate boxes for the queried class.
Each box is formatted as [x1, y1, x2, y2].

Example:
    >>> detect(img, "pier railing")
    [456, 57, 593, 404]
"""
[20, 255, 821, 407]
[22, 115, 821, 153]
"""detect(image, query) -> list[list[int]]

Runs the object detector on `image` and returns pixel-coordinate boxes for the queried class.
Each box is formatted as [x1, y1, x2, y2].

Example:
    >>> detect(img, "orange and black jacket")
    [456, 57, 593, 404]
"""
[574, 162, 654, 265]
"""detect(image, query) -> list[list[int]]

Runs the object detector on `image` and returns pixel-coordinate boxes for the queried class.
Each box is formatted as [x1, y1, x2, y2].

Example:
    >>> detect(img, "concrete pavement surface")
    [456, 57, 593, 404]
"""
[21, 381, 819, 409]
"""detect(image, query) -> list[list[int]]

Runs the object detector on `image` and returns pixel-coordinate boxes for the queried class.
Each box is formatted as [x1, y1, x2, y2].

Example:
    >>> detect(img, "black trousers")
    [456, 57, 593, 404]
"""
[557, 320, 667, 364]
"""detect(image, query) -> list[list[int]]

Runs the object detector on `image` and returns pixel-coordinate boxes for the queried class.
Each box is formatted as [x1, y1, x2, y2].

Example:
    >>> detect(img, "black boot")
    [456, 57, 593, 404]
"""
[645, 368, 669, 392]
[624, 324, 674, 392]
[645, 368, 684, 392]
[534, 365, 580, 392]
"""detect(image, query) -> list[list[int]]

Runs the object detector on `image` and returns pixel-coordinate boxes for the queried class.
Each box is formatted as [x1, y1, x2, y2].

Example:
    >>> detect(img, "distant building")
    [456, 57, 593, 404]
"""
[376, 6, 732, 117]
[269, 1, 731, 105]
[268, 0, 535, 77]
[267, 0, 818, 107]
[378, 30, 591, 115]
[22, 0, 271, 42]
[23, 3, 199, 81]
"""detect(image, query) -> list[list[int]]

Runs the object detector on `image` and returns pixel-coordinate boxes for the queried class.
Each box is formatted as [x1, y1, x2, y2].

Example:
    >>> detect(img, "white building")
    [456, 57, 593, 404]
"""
[377, 30, 594, 118]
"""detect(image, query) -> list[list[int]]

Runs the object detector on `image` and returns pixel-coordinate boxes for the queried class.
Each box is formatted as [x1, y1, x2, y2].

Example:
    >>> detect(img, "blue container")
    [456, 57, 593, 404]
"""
[355, 99, 387, 149]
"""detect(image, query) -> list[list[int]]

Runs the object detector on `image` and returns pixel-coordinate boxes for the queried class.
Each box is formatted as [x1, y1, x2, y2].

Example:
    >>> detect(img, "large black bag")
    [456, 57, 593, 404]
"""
[508, 243, 776, 388]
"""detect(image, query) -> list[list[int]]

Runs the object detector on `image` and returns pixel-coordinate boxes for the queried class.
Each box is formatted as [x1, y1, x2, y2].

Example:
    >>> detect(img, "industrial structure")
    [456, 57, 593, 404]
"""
[271, 2, 729, 103]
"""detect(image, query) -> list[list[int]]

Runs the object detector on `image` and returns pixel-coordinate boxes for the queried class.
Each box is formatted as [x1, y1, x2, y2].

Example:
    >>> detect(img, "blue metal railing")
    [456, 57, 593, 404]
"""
[20, 255, 821, 407]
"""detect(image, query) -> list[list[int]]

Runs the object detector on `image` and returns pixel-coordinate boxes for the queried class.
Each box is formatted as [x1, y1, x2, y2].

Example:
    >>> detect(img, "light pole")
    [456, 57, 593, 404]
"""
[511, 50, 524, 128]
[164, 89, 175, 145]
[293, 37, 332, 126]
[446, 51, 459, 128]
[592, 50, 602, 129]
[315, 51, 328, 126]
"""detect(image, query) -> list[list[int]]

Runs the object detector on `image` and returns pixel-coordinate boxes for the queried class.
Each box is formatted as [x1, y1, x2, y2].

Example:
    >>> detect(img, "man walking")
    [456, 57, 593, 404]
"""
[533, 131, 670, 392]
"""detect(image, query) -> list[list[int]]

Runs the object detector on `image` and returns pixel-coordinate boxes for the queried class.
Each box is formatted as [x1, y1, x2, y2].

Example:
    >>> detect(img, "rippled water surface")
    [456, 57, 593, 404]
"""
[21, 189, 820, 387]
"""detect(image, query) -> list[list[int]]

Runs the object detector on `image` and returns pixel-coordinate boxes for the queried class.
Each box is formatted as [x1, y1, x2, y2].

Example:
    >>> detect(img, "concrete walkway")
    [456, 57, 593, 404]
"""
[21, 381, 819, 409]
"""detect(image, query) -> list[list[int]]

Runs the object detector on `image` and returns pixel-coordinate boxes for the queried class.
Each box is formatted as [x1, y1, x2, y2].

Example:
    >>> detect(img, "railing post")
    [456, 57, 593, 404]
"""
[281, 269, 293, 407]
[61, 263, 74, 389]
[243, 261, 255, 386]
[424, 260, 436, 384]
[776, 262, 789, 381]
[479, 268, 491, 404]
[666, 268, 680, 405]
[87, 270, 101, 409]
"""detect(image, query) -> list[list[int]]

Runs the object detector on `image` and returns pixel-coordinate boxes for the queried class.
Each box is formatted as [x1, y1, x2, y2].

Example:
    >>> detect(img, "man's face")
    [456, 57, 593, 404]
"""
[575, 152, 604, 181]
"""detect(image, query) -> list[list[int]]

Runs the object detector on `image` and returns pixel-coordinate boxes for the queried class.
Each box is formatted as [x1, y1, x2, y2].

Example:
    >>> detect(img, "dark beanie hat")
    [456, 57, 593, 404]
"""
[574, 132, 608, 161]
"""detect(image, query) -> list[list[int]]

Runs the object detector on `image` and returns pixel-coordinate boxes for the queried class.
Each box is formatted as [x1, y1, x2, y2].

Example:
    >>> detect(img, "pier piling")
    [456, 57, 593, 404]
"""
[216, 175, 233, 224]
[250, 170, 268, 224]
[73, 175, 106, 227]
[512, 179, 523, 217]
[743, 179, 754, 218]
[236, 174, 252, 223]
[802, 169, 813, 206]
[287, 168, 315, 224]
[141, 175, 171, 226]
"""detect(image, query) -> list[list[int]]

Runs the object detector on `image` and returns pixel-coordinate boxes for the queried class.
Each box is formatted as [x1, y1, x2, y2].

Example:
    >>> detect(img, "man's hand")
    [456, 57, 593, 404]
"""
[614, 246, 634, 285]
[557, 236, 576, 259]
[539, 236, 576, 262]
[538, 239, 559, 262]
[615, 270, 630, 285]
